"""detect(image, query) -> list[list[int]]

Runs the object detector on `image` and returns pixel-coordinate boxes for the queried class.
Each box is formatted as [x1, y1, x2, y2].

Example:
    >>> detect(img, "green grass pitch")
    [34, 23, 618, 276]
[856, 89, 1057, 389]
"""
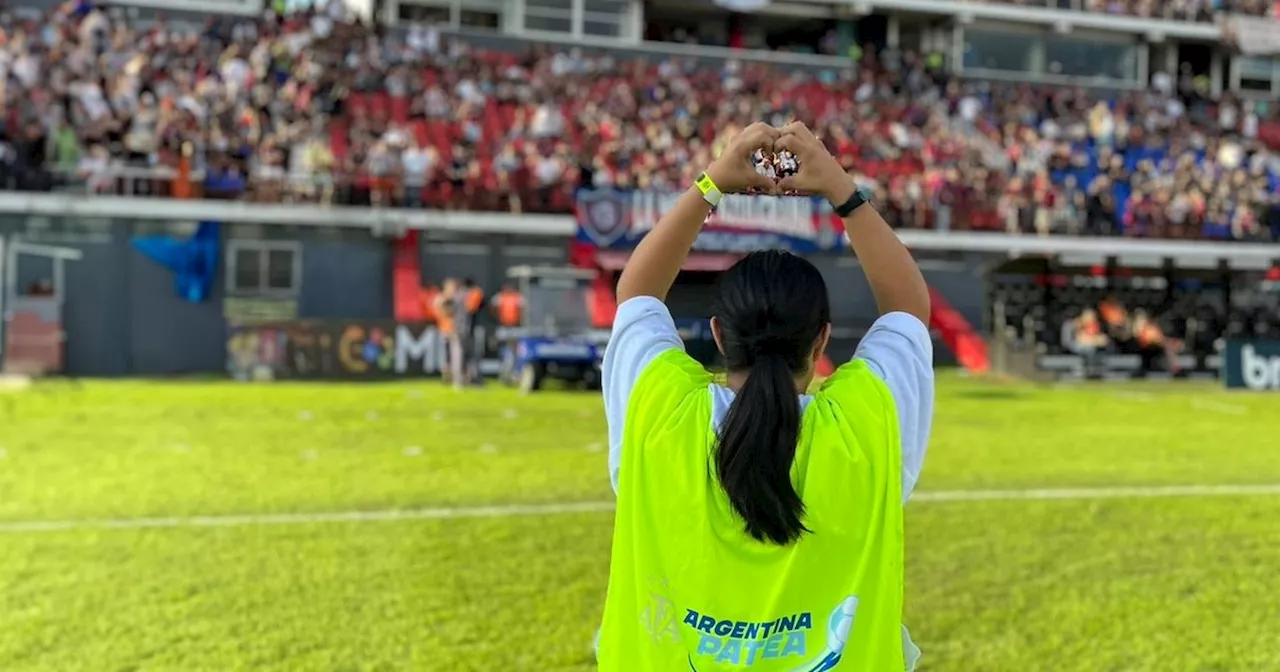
[1, 374, 1278, 671]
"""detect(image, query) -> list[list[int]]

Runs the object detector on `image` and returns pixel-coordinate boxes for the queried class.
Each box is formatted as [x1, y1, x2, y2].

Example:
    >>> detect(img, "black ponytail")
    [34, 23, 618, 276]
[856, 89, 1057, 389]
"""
[711, 250, 830, 546]
[716, 351, 808, 545]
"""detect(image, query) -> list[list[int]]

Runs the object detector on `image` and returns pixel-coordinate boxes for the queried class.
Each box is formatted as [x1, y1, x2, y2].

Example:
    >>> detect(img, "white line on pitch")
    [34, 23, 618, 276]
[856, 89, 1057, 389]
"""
[3, 484, 1280, 534]
[0, 501, 618, 534]
[1190, 399, 1249, 415]
[911, 484, 1280, 502]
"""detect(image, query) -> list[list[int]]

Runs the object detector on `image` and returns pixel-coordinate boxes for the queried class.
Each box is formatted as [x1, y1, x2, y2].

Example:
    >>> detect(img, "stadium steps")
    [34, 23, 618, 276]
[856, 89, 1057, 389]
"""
[928, 286, 990, 374]
[589, 272, 618, 329]
[393, 231, 425, 322]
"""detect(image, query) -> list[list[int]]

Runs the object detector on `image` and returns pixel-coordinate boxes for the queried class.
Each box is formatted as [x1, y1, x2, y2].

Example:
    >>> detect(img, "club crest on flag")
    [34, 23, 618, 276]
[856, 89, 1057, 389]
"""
[576, 190, 629, 247]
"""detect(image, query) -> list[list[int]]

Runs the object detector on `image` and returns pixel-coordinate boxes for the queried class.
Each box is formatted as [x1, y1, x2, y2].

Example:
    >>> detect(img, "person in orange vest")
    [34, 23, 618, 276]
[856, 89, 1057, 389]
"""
[463, 279, 485, 315]
[462, 279, 485, 385]
[490, 281, 525, 328]
[1133, 309, 1184, 375]
[421, 284, 443, 327]
[434, 278, 468, 389]
[172, 141, 195, 199]
[490, 281, 525, 385]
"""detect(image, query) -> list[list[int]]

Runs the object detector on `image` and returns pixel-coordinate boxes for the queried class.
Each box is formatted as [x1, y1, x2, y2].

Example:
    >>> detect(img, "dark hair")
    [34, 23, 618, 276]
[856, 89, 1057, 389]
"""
[711, 249, 830, 545]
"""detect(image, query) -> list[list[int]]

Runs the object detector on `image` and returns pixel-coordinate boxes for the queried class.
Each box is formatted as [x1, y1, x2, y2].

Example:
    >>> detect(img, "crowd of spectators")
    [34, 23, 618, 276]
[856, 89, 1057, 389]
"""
[3, 1, 1280, 242]
[980, 0, 1280, 22]
[0, 0, 359, 200]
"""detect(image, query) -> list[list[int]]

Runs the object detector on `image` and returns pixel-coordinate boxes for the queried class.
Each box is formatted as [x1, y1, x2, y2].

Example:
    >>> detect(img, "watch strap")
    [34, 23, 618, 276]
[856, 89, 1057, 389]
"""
[832, 186, 869, 218]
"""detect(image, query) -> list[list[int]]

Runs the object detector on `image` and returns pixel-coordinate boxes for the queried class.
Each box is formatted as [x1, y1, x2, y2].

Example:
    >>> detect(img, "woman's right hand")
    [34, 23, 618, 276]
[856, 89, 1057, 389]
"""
[774, 121, 854, 204]
[705, 122, 781, 195]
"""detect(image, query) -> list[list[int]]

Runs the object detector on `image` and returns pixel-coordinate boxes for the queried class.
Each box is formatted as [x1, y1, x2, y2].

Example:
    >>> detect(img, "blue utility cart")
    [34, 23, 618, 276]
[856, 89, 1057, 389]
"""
[499, 265, 606, 393]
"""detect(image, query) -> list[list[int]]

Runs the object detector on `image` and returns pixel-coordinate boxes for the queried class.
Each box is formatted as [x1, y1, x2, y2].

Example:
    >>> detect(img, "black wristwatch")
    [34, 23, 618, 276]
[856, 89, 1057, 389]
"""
[831, 185, 872, 217]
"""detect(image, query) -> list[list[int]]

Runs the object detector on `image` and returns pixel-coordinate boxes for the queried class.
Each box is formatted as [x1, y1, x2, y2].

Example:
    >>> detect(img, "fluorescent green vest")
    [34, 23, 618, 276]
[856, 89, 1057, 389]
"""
[599, 350, 904, 671]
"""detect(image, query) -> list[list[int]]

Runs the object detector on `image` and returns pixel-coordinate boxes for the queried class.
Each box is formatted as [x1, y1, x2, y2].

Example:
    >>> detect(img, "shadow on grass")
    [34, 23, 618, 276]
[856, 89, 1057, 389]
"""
[953, 389, 1029, 401]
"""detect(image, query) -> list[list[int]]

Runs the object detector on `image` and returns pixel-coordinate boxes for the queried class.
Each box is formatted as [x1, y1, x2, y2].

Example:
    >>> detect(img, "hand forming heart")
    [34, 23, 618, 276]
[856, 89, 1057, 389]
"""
[705, 121, 852, 203]
[704, 122, 781, 196]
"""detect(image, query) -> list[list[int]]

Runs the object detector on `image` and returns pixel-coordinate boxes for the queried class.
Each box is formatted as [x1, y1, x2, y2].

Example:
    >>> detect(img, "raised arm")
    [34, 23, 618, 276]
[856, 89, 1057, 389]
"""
[775, 122, 931, 324]
[615, 123, 779, 304]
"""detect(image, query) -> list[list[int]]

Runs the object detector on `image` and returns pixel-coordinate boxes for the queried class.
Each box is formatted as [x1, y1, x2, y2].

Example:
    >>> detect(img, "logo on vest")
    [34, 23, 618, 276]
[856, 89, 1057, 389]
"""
[682, 596, 858, 671]
[641, 577, 682, 645]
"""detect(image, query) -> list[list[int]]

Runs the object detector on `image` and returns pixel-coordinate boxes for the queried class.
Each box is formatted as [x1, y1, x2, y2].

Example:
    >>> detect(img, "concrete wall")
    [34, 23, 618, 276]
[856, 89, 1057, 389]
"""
[298, 236, 392, 320]
[420, 232, 568, 289]
[122, 231, 229, 376]
[2, 216, 990, 377]
[610, 254, 985, 366]
[701, 255, 985, 365]
[0, 217, 231, 376]
[0, 217, 395, 377]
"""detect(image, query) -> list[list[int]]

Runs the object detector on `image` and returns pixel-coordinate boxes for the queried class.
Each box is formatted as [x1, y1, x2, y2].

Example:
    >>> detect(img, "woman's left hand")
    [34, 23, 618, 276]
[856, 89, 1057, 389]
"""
[705, 122, 781, 195]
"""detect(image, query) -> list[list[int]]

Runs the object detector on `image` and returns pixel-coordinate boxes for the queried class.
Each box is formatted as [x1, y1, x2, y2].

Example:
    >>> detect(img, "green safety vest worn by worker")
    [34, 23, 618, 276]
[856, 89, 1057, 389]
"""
[598, 349, 904, 671]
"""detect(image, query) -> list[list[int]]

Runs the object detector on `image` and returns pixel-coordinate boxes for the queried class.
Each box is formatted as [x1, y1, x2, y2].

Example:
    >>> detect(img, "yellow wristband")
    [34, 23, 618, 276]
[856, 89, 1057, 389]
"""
[695, 171, 723, 207]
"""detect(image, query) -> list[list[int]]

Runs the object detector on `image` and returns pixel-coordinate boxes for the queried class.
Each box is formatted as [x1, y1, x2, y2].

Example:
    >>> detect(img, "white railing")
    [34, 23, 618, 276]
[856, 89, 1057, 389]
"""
[0, 191, 1277, 268]
[50, 165, 355, 201]
[101, 0, 262, 17]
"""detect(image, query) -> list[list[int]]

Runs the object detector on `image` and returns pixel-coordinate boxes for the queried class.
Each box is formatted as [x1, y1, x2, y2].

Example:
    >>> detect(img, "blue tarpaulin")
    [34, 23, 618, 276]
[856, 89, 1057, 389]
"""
[132, 221, 220, 303]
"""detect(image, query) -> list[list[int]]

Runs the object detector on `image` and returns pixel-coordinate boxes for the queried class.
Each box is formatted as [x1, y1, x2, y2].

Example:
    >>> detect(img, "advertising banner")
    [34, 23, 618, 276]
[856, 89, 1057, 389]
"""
[575, 190, 847, 254]
[227, 320, 729, 381]
[226, 321, 499, 380]
[1223, 339, 1280, 390]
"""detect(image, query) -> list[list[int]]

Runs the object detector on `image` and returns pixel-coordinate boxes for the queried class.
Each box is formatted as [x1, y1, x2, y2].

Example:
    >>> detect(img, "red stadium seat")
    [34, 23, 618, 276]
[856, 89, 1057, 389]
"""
[347, 92, 369, 118]
[409, 120, 428, 146]
[368, 92, 390, 120]
[328, 121, 349, 160]
[390, 96, 410, 124]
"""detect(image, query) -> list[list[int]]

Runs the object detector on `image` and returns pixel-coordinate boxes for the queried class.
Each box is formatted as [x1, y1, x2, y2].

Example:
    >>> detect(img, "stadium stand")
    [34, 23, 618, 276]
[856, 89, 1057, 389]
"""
[3, 2, 1280, 243]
